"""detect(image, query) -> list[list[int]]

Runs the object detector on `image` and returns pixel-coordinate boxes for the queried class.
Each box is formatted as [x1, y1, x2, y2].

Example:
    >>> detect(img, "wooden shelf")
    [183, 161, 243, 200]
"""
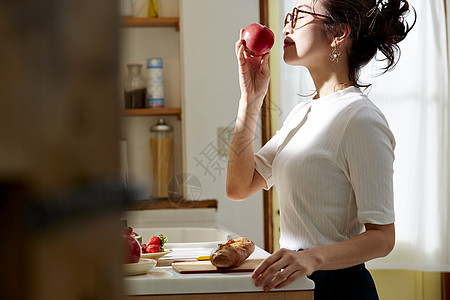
[127, 199, 218, 210]
[120, 17, 179, 30]
[121, 108, 181, 120]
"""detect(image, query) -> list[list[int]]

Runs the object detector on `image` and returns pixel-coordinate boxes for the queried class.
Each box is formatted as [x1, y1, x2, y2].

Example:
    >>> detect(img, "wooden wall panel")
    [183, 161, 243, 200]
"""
[259, 0, 274, 253]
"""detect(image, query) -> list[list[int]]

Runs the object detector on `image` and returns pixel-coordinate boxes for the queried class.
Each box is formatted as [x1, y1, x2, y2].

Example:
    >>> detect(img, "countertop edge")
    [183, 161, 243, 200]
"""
[124, 273, 315, 295]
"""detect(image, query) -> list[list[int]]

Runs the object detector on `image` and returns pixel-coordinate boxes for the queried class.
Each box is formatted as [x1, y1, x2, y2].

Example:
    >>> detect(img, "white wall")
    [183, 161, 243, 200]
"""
[181, 0, 265, 247]
[119, 5, 182, 198]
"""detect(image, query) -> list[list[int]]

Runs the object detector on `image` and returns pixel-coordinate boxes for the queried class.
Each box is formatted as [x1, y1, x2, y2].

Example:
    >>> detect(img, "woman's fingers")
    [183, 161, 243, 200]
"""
[260, 53, 270, 77]
[236, 28, 246, 57]
[252, 250, 283, 279]
[273, 269, 304, 290]
[264, 265, 304, 291]
[236, 39, 244, 57]
[274, 271, 305, 291]
[253, 250, 288, 287]
[236, 43, 246, 67]
[254, 260, 287, 287]
[253, 249, 310, 292]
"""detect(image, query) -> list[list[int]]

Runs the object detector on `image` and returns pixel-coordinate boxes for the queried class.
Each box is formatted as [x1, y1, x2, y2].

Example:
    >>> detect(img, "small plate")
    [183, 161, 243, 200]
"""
[141, 249, 172, 260]
[123, 258, 157, 276]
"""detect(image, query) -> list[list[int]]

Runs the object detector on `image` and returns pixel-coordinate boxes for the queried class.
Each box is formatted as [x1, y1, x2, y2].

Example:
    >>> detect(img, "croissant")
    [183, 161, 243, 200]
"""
[210, 237, 255, 268]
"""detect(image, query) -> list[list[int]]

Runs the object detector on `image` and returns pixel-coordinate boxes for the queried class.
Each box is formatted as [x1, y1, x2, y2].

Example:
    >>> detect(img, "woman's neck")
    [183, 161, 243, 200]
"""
[308, 60, 352, 100]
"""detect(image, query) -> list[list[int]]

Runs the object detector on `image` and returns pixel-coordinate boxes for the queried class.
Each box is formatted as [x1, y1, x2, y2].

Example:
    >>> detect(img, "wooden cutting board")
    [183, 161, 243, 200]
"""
[172, 258, 264, 274]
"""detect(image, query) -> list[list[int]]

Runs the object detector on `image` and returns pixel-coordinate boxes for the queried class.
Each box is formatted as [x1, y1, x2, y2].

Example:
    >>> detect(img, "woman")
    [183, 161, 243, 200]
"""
[226, 0, 415, 298]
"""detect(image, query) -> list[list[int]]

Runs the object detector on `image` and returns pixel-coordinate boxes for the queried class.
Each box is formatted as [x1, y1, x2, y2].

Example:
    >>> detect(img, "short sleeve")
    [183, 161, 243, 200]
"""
[254, 132, 280, 190]
[342, 106, 396, 225]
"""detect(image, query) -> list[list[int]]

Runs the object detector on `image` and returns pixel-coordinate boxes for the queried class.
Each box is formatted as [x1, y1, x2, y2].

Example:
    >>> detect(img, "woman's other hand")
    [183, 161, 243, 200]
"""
[252, 248, 319, 292]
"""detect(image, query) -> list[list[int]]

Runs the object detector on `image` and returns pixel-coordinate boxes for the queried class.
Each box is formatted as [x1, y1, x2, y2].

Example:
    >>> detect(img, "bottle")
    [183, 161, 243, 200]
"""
[123, 64, 146, 109]
[147, 0, 159, 17]
[147, 58, 164, 108]
[150, 119, 173, 198]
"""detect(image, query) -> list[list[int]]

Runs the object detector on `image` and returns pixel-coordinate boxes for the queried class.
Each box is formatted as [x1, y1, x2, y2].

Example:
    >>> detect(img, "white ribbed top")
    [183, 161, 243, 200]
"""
[255, 86, 395, 250]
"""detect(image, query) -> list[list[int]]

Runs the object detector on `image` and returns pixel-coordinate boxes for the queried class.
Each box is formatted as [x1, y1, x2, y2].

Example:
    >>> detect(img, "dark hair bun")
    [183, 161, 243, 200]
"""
[321, 0, 416, 86]
[372, 0, 417, 72]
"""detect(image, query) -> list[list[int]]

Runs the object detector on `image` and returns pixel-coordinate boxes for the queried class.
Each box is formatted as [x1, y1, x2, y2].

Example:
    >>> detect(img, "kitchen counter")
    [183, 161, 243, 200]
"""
[123, 246, 314, 299]
[123, 210, 314, 298]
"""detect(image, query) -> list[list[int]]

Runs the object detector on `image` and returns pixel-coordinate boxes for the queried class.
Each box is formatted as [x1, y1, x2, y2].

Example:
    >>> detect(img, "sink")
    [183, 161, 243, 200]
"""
[125, 209, 239, 248]
[133, 227, 237, 248]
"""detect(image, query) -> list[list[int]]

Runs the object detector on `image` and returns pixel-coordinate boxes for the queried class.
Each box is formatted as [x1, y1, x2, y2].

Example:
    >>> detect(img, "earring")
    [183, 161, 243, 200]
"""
[329, 46, 341, 63]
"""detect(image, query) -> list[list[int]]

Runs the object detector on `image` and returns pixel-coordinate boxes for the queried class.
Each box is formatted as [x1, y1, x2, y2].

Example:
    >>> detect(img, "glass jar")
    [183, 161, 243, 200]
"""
[150, 119, 173, 199]
[123, 64, 146, 109]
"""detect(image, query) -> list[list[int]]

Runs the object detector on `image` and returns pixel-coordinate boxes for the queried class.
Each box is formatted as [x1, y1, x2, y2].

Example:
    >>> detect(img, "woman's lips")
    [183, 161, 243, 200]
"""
[284, 39, 295, 48]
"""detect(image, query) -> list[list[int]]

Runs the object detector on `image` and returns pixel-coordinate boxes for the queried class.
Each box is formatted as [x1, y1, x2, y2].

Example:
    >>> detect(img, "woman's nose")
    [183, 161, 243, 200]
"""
[282, 23, 293, 36]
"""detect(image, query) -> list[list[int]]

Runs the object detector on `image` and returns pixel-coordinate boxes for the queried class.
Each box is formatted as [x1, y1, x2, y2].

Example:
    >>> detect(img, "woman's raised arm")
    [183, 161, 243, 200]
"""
[226, 30, 271, 200]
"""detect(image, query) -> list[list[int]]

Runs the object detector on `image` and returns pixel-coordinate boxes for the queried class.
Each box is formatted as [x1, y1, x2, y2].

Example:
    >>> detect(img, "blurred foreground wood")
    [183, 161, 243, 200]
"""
[0, 1, 126, 299]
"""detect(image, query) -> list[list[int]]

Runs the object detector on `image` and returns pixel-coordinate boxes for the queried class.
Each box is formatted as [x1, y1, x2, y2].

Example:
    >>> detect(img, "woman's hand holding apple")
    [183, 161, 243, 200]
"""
[236, 25, 272, 111]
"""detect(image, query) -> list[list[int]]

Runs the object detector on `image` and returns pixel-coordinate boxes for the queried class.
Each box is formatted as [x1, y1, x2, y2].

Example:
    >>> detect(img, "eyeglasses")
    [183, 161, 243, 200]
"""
[284, 7, 332, 28]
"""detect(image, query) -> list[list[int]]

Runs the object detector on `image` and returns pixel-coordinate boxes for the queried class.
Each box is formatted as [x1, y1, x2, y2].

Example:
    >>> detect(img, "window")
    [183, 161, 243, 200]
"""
[277, 0, 450, 271]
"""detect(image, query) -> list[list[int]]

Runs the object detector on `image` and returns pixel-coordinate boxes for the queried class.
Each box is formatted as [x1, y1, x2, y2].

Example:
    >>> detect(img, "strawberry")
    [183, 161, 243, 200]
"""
[147, 236, 161, 246]
[145, 244, 160, 253]
[146, 234, 168, 252]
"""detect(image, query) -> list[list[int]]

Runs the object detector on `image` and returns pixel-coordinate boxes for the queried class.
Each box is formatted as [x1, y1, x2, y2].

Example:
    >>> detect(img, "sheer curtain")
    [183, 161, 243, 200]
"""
[278, 0, 450, 271]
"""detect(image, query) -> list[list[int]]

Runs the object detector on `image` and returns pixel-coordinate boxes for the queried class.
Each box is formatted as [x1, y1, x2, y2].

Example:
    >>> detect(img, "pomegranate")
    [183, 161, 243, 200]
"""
[122, 227, 141, 264]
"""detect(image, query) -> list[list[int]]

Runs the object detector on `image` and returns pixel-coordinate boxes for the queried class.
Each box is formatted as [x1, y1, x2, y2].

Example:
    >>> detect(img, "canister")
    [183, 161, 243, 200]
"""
[147, 58, 164, 108]
[150, 118, 173, 198]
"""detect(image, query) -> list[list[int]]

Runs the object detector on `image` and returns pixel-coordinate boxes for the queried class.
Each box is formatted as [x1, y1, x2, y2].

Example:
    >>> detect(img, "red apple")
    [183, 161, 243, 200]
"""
[242, 23, 275, 57]
[122, 231, 141, 264]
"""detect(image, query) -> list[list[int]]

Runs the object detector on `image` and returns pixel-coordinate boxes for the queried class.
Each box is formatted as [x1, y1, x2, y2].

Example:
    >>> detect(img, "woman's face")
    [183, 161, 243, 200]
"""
[282, 0, 333, 69]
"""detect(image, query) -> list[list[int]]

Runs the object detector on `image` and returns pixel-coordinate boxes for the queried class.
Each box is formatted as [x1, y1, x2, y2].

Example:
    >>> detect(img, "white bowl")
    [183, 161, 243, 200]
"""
[141, 249, 172, 260]
[123, 258, 157, 276]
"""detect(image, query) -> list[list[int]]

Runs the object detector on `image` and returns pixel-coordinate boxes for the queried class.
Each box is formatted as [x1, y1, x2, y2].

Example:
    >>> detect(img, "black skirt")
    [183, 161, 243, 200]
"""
[308, 263, 379, 300]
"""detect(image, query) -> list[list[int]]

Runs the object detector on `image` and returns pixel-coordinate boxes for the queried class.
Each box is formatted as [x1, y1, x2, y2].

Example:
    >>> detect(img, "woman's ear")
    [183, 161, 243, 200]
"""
[331, 23, 352, 47]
